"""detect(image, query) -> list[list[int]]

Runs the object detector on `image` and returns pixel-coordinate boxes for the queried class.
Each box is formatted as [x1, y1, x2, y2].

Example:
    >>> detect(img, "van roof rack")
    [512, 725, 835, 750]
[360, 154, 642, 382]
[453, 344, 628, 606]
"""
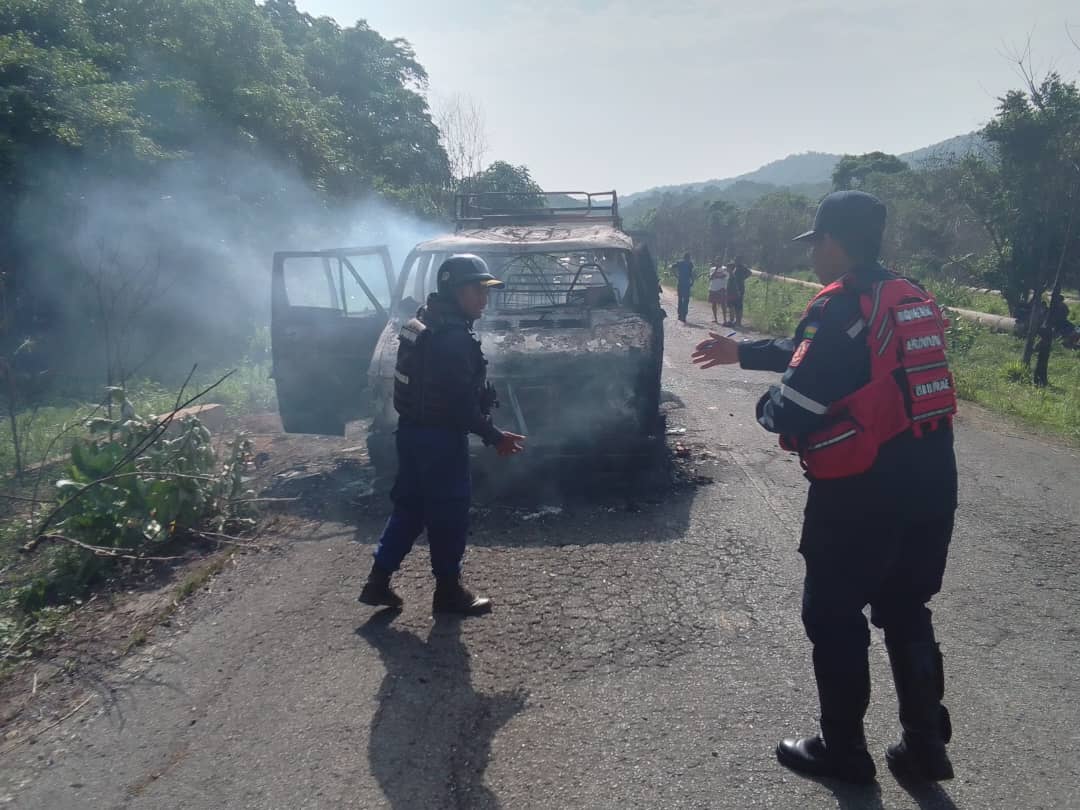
[454, 191, 620, 229]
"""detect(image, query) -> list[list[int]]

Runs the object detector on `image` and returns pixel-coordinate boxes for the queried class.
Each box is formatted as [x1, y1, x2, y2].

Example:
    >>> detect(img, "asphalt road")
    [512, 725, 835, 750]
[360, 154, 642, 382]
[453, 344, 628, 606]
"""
[2, 295, 1079, 809]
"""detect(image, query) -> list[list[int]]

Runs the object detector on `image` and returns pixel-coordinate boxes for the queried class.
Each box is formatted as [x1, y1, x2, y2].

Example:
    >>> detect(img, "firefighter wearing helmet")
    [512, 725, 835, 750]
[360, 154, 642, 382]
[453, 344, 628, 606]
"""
[359, 254, 525, 615]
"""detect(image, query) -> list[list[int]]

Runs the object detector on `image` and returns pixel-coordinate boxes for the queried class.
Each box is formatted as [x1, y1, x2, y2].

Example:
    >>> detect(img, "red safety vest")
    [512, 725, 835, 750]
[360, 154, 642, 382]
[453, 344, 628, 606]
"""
[780, 276, 957, 480]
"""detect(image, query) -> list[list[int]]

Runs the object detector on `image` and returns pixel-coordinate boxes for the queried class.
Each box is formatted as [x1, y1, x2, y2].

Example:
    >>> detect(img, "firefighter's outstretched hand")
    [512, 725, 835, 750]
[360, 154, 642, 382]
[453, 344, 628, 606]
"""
[692, 332, 740, 369]
[496, 432, 526, 457]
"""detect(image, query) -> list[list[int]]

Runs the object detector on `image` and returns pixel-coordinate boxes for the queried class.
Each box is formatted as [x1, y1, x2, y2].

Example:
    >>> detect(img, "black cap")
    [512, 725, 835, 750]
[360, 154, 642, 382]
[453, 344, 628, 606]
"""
[793, 191, 886, 252]
[436, 254, 504, 295]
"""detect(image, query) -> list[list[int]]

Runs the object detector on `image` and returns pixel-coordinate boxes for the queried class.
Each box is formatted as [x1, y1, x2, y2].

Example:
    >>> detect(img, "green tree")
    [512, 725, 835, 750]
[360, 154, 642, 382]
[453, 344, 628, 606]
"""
[857, 166, 987, 276]
[742, 191, 816, 275]
[959, 71, 1080, 378]
[832, 152, 909, 190]
[458, 161, 543, 211]
[0, 0, 456, 402]
[705, 200, 741, 263]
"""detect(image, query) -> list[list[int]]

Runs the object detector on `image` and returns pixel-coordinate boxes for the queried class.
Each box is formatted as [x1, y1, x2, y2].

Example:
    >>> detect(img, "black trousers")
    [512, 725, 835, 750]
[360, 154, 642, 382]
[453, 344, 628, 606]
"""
[798, 512, 954, 739]
[677, 287, 691, 321]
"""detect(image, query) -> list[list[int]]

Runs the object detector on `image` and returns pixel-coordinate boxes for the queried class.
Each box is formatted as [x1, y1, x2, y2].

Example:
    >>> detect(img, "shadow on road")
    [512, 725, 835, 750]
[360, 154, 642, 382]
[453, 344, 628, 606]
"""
[821, 780, 887, 810]
[356, 610, 527, 810]
[800, 773, 959, 810]
[895, 778, 961, 810]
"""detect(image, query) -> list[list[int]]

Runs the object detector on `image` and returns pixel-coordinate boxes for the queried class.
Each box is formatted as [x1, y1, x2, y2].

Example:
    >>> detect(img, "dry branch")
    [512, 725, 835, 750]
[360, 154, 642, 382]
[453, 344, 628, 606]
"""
[195, 531, 270, 550]
[22, 533, 186, 561]
[0, 695, 95, 756]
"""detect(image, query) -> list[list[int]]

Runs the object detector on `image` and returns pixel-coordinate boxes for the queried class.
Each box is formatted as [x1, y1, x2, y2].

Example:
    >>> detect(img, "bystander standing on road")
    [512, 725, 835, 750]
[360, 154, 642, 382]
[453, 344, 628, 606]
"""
[708, 260, 730, 324]
[673, 252, 695, 323]
[726, 257, 752, 327]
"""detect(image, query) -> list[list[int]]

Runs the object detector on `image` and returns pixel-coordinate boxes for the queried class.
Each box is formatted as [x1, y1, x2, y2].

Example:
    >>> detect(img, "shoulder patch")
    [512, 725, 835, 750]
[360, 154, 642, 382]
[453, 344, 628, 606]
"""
[790, 339, 812, 368]
[802, 323, 819, 340]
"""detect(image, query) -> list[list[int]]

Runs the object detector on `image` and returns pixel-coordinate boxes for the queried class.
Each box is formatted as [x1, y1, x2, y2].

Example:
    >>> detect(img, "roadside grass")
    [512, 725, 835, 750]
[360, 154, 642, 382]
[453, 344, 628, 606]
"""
[671, 270, 1080, 442]
[742, 277, 811, 335]
[950, 329, 1080, 441]
[0, 363, 276, 479]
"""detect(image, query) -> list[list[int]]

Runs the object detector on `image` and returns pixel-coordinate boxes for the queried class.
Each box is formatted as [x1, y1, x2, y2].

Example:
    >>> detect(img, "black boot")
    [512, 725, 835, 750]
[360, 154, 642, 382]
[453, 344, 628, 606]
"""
[358, 564, 403, 609]
[432, 576, 491, 616]
[885, 641, 954, 782]
[777, 733, 876, 784]
[777, 647, 876, 784]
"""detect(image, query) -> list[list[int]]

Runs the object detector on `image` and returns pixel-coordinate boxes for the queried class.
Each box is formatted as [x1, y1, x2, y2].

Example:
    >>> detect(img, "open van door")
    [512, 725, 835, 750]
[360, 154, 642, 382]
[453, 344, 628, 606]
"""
[271, 246, 396, 435]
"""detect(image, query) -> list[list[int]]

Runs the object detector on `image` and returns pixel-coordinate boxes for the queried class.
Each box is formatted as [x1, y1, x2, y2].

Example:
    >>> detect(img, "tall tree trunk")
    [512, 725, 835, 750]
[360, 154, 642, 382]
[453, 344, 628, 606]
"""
[1033, 197, 1077, 384]
[4, 367, 22, 480]
[1033, 324, 1053, 387]
[1022, 293, 1043, 367]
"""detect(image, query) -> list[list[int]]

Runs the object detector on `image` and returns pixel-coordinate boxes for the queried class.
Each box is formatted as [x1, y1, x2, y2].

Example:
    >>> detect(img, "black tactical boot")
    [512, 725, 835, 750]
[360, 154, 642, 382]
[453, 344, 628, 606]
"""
[885, 641, 954, 782]
[432, 577, 491, 616]
[777, 733, 876, 784]
[358, 564, 403, 609]
[777, 646, 876, 783]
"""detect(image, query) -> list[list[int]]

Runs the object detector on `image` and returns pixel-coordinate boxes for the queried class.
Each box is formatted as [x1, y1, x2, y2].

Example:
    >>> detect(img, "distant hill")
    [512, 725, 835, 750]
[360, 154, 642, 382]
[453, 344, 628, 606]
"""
[620, 132, 986, 221]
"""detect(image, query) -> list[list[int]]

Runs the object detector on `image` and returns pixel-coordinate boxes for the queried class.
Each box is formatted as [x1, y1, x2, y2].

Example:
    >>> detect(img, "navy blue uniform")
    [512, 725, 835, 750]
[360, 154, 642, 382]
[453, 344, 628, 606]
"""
[738, 262, 958, 746]
[674, 259, 695, 321]
[373, 296, 503, 579]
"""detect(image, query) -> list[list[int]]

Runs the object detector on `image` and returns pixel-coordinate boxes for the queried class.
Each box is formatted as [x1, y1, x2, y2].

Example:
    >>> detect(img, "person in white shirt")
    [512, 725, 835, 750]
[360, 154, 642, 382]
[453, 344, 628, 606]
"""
[708, 261, 731, 325]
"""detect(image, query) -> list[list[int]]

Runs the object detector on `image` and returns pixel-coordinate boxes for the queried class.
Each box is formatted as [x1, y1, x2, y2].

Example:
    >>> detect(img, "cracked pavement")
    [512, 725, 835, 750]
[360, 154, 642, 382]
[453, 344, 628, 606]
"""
[1, 295, 1078, 809]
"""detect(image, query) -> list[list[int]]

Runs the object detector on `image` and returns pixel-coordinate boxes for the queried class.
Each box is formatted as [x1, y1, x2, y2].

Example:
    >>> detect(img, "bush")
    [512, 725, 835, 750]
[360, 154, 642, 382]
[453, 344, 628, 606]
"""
[14, 391, 254, 612]
[944, 310, 981, 357]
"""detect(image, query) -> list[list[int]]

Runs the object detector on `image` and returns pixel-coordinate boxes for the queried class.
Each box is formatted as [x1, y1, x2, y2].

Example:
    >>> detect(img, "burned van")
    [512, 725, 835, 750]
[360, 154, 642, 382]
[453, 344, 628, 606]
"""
[271, 192, 664, 477]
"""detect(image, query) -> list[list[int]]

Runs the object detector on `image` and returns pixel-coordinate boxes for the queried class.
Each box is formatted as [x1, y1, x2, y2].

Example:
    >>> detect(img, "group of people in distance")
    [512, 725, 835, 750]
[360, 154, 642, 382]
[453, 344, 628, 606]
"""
[672, 253, 751, 325]
[707, 257, 752, 326]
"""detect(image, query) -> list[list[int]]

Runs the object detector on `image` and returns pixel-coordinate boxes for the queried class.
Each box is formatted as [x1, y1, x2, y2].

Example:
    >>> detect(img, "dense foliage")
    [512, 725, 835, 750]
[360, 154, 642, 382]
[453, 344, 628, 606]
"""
[0, 0, 459, 402]
[0, 0, 450, 204]
[958, 73, 1080, 312]
[631, 168, 989, 281]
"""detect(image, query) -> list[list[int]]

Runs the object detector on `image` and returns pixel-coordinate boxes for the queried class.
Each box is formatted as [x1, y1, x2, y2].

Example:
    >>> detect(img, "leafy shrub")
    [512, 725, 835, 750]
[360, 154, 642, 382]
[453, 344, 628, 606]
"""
[943, 310, 981, 357]
[16, 393, 253, 611]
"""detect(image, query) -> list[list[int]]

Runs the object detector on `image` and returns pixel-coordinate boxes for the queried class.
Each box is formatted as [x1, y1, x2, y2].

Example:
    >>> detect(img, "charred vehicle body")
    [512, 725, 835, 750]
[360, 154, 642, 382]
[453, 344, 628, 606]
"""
[271, 192, 664, 479]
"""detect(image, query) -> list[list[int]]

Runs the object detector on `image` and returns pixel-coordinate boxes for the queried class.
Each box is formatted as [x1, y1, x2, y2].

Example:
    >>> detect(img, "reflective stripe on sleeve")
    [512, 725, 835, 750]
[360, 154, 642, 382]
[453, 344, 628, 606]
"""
[877, 327, 895, 356]
[808, 429, 857, 451]
[846, 318, 866, 338]
[780, 384, 828, 415]
[868, 283, 885, 332]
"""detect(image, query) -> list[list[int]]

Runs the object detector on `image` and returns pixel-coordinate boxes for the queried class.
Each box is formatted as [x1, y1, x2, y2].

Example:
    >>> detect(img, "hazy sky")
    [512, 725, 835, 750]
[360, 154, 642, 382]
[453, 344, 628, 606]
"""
[297, 1, 1080, 194]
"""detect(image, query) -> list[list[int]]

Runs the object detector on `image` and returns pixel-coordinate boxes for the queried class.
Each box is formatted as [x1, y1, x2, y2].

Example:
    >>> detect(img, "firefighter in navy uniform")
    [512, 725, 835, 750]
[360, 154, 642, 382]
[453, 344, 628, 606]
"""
[359, 255, 525, 616]
[692, 191, 958, 784]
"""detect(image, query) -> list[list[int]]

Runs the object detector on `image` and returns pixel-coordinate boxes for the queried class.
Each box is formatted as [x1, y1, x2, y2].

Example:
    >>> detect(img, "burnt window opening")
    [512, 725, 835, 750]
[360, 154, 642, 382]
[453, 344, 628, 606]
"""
[485, 250, 629, 312]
